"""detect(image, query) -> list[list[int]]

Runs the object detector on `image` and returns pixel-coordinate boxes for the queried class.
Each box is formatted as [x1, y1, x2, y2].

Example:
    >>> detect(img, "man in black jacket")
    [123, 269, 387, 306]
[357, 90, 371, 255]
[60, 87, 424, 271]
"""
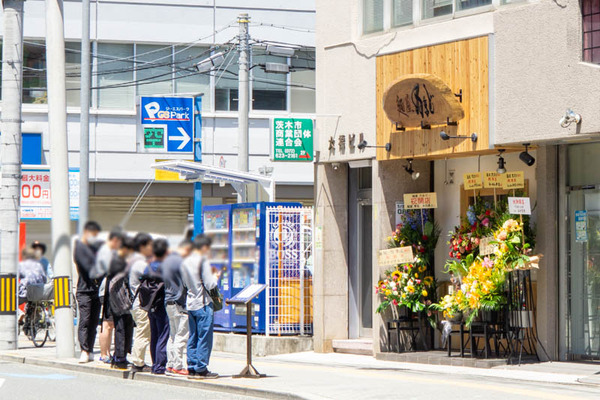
[74, 221, 102, 364]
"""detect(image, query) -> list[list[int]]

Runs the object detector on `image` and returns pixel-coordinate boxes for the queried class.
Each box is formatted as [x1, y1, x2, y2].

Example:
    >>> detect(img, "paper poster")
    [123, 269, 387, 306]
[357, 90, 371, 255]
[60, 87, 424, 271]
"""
[575, 210, 588, 243]
[508, 197, 531, 215]
[395, 202, 404, 226]
[378, 246, 414, 267]
[503, 171, 525, 190]
[403, 192, 437, 210]
[479, 236, 497, 256]
[483, 171, 503, 188]
[464, 172, 483, 190]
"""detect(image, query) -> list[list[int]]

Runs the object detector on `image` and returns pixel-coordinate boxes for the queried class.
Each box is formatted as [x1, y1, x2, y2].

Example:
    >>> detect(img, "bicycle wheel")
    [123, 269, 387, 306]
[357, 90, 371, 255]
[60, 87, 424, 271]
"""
[30, 303, 48, 348]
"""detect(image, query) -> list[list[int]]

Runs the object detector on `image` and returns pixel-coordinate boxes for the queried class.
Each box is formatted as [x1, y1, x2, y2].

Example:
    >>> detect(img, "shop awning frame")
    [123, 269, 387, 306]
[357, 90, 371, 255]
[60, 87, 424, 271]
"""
[151, 160, 275, 201]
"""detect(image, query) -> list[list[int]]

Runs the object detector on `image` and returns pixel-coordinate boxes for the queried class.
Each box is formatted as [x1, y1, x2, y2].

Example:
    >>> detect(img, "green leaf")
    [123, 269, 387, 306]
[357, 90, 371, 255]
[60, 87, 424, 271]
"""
[424, 221, 434, 237]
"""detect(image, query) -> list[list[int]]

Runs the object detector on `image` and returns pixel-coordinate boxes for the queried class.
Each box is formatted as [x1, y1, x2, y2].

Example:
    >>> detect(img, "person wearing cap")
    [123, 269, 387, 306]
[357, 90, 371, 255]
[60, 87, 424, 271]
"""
[32, 241, 53, 279]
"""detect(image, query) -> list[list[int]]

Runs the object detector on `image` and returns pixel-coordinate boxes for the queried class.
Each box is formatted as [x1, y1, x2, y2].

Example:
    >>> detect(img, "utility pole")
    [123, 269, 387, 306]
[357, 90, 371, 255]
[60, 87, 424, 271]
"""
[78, 0, 91, 234]
[0, 0, 24, 351]
[46, 0, 75, 358]
[237, 13, 250, 202]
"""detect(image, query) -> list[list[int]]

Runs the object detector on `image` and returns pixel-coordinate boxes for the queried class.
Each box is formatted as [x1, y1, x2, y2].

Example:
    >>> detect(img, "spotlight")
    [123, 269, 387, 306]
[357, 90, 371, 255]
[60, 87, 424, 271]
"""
[497, 149, 506, 174]
[357, 139, 391, 152]
[559, 109, 582, 128]
[404, 158, 420, 181]
[519, 143, 535, 166]
[439, 131, 478, 142]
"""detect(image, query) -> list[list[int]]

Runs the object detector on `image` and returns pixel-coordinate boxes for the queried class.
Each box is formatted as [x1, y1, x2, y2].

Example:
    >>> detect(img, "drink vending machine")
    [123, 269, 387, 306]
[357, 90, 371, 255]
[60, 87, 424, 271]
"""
[202, 202, 301, 333]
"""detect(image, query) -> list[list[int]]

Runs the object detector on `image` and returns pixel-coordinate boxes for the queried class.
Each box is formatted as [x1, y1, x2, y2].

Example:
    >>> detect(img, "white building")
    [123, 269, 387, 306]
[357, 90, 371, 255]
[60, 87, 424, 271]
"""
[0, 0, 316, 245]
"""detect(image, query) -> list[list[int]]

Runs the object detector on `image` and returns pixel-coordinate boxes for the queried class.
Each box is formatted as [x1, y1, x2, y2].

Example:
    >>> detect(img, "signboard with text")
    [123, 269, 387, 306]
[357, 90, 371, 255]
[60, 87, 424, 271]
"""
[403, 192, 438, 209]
[272, 118, 313, 162]
[502, 171, 525, 190]
[479, 236, 497, 256]
[464, 172, 483, 190]
[20, 167, 80, 220]
[575, 210, 588, 243]
[483, 171, 503, 188]
[378, 246, 414, 266]
[140, 96, 194, 153]
[508, 197, 531, 215]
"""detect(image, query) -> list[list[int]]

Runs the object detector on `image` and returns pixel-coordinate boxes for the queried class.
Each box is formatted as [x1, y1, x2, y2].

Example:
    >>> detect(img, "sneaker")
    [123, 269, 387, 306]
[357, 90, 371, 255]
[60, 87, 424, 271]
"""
[111, 362, 129, 371]
[172, 369, 189, 376]
[99, 356, 112, 364]
[78, 351, 90, 364]
[197, 370, 219, 379]
[131, 364, 151, 373]
[187, 371, 199, 380]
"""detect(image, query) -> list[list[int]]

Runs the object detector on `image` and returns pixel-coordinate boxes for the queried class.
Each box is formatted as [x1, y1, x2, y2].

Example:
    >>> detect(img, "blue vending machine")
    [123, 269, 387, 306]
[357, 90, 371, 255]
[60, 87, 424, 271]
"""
[202, 204, 233, 331]
[229, 202, 301, 333]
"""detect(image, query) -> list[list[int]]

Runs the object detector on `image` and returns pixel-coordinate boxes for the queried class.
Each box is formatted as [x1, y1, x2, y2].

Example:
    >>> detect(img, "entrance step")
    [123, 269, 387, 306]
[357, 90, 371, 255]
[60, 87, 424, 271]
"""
[333, 339, 373, 356]
[214, 333, 313, 357]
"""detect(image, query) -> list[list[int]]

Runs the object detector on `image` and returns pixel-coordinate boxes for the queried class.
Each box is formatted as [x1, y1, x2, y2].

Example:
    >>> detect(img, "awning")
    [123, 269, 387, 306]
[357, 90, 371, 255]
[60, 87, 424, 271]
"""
[151, 160, 275, 201]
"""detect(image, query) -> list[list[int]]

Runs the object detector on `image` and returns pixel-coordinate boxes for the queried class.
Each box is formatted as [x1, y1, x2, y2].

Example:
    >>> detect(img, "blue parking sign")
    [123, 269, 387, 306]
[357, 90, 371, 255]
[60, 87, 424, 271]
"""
[140, 96, 194, 152]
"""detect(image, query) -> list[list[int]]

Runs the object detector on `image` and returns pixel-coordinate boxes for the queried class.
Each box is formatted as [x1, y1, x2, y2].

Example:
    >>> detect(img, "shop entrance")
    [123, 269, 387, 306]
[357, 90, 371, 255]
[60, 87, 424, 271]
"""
[349, 166, 373, 339]
[568, 188, 600, 359]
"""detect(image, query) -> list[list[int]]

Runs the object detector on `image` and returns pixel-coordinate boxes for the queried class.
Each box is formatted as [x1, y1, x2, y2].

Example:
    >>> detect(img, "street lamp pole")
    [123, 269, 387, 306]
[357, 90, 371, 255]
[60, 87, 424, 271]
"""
[237, 13, 250, 202]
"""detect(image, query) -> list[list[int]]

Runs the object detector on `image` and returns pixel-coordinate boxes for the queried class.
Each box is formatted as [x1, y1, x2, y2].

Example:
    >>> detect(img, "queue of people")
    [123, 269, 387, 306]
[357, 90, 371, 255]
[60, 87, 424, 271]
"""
[72, 221, 220, 379]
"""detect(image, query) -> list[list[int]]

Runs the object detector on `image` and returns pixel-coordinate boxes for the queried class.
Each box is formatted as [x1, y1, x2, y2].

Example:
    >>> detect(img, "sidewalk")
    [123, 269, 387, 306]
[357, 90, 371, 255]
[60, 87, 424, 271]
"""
[2, 336, 600, 400]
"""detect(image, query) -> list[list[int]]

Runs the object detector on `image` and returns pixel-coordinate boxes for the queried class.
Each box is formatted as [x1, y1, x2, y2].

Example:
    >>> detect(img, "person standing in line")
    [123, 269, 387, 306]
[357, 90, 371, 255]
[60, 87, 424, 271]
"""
[145, 239, 170, 375]
[129, 232, 154, 372]
[74, 221, 103, 364]
[163, 239, 193, 376]
[181, 234, 220, 379]
[108, 236, 135, 370]
[32, 241, 53, 278]
[98, 229, 124, 364]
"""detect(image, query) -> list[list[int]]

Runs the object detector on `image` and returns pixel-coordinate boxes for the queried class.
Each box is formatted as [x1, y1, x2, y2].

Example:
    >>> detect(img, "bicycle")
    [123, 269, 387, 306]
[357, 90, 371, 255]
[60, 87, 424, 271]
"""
[22, 300, 53, 347]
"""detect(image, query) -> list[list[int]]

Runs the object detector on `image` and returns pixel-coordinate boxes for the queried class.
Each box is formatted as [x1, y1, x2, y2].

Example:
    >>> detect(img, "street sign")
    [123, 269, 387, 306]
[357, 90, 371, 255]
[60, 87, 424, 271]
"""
[272, 118, 313, 161]
[20, 166, 80, 220]
[140, 96, 194, 153]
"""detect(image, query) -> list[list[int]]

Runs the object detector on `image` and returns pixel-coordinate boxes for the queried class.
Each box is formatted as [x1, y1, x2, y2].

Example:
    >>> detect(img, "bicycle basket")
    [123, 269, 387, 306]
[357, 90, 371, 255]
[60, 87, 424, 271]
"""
[26, 283, 54, 301]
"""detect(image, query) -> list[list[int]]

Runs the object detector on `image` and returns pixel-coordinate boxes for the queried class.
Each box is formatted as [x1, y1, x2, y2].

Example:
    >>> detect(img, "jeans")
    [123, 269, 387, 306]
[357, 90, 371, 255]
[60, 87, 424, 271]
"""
[187, 304, 214, 374]
[149, 305, 170, 374]
[113, 312, 134, 364]
[76, 292, 101, 353]
[131, 308, 151, 367]
[166, 303, 189, 371]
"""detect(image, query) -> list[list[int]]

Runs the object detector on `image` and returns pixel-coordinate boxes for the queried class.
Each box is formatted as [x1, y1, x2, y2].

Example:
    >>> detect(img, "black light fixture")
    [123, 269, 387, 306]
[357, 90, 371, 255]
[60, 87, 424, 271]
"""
[519, 143, 535, 166]
[404, 158, 420, 181]
[357, 139, 391, 152]
[440, 131, 478, 143]
[497, 149, 506, 174]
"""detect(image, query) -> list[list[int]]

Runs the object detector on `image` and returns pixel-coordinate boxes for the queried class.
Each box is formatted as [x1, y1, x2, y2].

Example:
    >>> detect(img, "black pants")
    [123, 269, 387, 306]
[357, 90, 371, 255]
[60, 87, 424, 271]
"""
[76, 292, 101, 353]
[113, 312, 134, 364]
[149, 305, 170, 374]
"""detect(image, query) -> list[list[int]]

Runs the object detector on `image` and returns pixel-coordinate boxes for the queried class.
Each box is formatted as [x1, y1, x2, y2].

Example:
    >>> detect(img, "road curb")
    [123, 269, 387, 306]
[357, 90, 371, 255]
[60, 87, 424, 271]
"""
[0, 353, 305, 400]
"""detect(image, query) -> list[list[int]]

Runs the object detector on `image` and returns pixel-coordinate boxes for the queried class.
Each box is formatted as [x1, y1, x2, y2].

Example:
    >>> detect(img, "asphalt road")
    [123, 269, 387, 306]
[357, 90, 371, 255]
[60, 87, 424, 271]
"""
[0, 360, 253, 400]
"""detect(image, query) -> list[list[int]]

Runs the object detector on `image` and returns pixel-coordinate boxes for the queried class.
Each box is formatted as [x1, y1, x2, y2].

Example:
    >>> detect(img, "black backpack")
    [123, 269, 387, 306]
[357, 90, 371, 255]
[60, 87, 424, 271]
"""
[137, 262, 165, 312]
[108, 271, 133, 316]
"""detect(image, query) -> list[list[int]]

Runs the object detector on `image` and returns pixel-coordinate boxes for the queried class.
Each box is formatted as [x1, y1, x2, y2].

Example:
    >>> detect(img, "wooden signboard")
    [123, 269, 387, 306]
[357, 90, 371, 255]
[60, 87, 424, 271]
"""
[378, 246, 414, 267]
[464, 172, 483, 190]
[503, 171, 525, 190]
[483, 171, 503, 188]
[403, 192, 438, 209]
[382, 74, 465, 128]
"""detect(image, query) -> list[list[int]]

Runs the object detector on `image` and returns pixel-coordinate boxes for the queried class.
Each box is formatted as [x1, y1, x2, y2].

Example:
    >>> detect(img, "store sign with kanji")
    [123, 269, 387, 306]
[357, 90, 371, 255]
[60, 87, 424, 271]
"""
[378, 246, 414, 266]
[403, 192, 438, 209]
[508, 197, 531, 215]
[272, 118, 313, 162]
[464, 172, 483, 190]
[20, 167, 80, 220]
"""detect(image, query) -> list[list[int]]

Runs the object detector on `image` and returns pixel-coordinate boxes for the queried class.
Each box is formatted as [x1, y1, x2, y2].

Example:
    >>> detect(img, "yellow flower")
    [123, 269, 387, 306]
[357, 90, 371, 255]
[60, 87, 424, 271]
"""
[421, 289, 428, 297]
[401, 293, 407, 299]
[424, 276, 434, 286]
[385, 290, 392, 296]
[391, 271, 401, 280]
[406, 285, 415, 294]
[414, 273, 419, 278]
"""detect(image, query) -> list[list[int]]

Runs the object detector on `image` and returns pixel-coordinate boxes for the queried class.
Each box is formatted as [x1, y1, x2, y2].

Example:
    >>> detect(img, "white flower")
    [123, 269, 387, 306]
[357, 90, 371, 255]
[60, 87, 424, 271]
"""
[393, 291, 398, 296]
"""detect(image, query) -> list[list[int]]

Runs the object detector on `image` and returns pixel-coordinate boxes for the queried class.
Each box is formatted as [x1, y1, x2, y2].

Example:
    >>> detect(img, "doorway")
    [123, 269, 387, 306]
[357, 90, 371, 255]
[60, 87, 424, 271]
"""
[349, 166, 373, 339]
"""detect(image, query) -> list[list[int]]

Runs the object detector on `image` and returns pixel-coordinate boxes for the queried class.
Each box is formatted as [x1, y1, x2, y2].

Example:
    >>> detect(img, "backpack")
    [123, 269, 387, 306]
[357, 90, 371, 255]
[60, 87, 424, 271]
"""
[108, 271, 133, 316]
[137, 262, 165, 312]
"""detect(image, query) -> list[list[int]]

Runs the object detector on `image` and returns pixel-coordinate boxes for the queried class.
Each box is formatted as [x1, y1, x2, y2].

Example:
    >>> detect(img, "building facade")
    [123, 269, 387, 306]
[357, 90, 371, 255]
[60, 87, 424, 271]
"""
[315, 0, 600, 361]
[0, 0, 316, 246]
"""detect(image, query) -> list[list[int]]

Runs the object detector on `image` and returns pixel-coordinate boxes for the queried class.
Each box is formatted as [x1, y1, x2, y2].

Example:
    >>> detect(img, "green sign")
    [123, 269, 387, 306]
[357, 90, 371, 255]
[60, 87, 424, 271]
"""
[144, 127, 165, 149]
[273, 118, 313, 162]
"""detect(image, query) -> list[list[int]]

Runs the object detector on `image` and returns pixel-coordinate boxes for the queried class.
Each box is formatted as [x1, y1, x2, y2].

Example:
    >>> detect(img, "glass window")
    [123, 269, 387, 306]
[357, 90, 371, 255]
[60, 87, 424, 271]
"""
[215, 50, 239, 111]
[252, 49, 287, 111]
[290, 50, 315, 113]
[136, 44, 173, 97]
[23, 41, 47, 104]
[392, 0, 413, 27]
[65, 42, 82, 107]
[174, 46, 212, 110]
[422, 0, 452, 19]
[456, 0, 491, 11]
[582, 0, 600, 64]
[97, 43, 134, 109]
[363, 0, 384, 34]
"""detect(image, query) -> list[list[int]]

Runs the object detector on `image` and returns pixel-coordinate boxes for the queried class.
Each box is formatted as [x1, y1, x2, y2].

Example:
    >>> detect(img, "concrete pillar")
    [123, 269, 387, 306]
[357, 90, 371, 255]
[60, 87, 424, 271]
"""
[371, 159, 431, 354]
[313, 162, 349, 353]
[534, 145, 559, 361]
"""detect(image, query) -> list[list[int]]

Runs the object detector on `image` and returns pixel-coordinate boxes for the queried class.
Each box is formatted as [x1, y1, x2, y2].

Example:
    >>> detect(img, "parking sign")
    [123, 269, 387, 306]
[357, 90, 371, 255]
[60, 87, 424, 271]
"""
[140, 96, 194, 153]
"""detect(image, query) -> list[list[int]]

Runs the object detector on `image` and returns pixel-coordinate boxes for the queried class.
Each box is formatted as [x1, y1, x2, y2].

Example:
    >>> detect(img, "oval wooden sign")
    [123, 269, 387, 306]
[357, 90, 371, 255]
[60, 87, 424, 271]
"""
[382, 73, 465, 128]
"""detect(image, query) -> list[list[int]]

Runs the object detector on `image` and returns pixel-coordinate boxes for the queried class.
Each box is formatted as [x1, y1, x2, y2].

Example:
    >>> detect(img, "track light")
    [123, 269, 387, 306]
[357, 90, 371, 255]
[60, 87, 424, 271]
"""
[497, 149, 506, 174]
[519, 143, 535, 166]
[404, 158, 420, 181]
[357, 139, 391, 152]
[440, 131, 478, 142]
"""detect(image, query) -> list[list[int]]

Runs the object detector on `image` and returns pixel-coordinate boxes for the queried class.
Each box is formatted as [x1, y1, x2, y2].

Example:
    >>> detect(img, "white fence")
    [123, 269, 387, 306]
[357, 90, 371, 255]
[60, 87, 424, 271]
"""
[265, 206, 313, 336]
